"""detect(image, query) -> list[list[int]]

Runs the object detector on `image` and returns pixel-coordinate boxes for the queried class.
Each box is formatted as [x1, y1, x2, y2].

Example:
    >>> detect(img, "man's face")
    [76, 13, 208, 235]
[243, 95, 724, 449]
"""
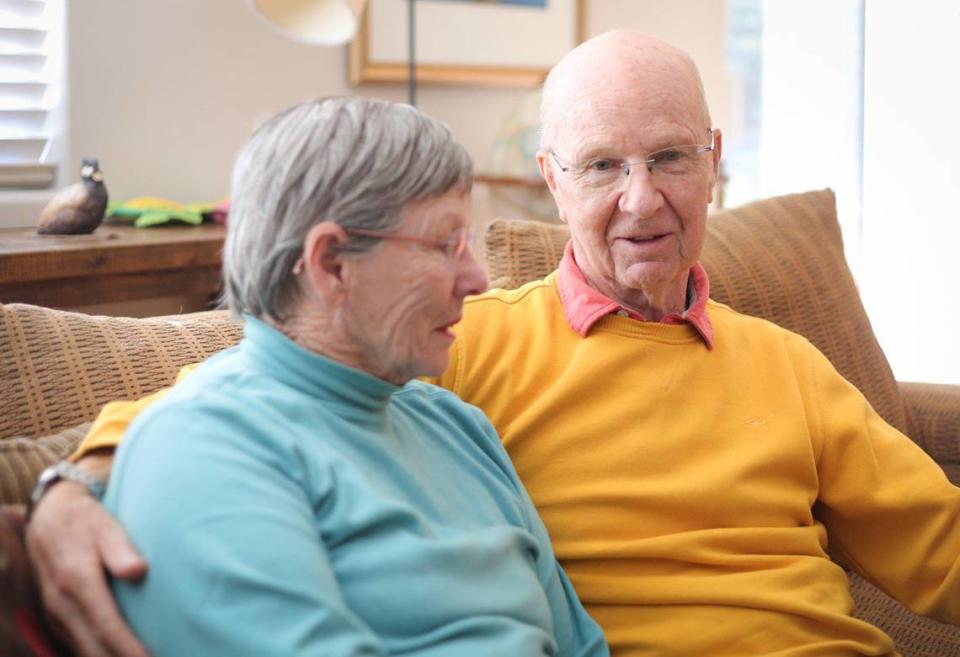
[539, 85, 721, 308]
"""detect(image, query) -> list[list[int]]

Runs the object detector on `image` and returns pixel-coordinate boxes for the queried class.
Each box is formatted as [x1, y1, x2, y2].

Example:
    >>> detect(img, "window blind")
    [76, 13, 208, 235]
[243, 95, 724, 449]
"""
[0, 0, 57, 188]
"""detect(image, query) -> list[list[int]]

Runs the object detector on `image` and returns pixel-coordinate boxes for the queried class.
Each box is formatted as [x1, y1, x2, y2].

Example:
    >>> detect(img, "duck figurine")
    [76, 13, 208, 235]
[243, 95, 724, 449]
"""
[37, 158, 109, 235]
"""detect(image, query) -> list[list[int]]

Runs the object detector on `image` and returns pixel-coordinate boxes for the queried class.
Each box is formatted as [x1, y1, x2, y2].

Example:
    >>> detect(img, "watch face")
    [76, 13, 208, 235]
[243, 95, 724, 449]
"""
[28, 461, 105, 519]
[31, 462, 72, 505]
[30, 464, 60, 507]
[39, 465, 60, 485]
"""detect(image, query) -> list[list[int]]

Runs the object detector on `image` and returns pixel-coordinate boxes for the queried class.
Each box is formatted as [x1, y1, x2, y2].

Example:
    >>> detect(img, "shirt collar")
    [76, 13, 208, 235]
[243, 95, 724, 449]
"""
[556, 241, 714, 348]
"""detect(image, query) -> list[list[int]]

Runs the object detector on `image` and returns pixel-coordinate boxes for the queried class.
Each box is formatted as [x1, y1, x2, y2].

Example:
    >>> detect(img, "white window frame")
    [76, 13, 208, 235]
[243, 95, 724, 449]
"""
[0, 0, 63, 190]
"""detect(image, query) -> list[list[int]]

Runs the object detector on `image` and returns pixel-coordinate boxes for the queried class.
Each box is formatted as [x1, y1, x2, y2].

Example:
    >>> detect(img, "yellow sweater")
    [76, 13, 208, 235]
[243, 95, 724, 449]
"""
[78, 274, 960, 656]
[432, 274, 960, 656]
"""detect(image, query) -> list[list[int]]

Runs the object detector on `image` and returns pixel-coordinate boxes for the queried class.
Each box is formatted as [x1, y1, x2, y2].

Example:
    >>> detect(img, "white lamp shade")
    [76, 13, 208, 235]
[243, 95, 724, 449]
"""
[250, 0, 365, 46]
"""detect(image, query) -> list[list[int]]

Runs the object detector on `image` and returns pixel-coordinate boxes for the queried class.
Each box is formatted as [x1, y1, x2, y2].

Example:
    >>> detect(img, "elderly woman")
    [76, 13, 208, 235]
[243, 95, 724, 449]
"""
[97, 97, 607, 657]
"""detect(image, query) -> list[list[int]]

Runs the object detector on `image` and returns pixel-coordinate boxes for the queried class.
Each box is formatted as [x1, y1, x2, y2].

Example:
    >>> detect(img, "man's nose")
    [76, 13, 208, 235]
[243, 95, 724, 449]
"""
[617, 165, 664, 218]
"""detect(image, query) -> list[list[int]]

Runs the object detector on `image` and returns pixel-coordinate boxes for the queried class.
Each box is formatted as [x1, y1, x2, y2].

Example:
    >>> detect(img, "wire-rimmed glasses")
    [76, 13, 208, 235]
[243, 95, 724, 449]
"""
[550, 129, 715, 192]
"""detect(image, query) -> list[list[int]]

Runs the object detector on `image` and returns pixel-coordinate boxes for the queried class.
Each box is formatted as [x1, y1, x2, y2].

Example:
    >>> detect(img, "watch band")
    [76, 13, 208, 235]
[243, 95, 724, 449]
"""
[27, 460, 106, 520]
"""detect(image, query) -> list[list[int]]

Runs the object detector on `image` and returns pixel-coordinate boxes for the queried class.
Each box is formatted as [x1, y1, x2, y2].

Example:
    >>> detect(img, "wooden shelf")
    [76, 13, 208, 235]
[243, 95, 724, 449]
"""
[0, 222, 226, 309]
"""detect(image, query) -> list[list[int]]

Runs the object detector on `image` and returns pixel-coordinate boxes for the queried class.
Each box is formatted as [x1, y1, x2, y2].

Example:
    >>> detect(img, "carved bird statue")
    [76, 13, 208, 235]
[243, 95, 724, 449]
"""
[37, 158, 109, 235]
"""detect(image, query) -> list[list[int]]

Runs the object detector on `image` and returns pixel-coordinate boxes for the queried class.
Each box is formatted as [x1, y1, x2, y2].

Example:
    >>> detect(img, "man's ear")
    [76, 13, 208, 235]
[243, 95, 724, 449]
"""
[537, 150, 557, 192]
[707, 128, 723, 204]
[536, 150, 568, 224]
[298, 222, 350, 304]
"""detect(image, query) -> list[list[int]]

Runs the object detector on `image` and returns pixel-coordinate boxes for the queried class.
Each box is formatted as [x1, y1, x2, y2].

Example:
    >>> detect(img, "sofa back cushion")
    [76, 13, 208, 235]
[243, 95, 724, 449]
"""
[0, 304, 244, 504]
[0, 304, 243, 440]
[483, 189, 910, 435]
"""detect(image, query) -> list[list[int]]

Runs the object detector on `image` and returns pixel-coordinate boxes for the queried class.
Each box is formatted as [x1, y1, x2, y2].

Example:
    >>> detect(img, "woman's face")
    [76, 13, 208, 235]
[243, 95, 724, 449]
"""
[341, 189, 488, 384]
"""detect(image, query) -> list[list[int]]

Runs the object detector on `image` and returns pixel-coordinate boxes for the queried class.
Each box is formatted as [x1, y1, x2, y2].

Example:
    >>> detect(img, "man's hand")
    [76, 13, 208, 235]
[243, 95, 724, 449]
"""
[25, 452, 150, 657]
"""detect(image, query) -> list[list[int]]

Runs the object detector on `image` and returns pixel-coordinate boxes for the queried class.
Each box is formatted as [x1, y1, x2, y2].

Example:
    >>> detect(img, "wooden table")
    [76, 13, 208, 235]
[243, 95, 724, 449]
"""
[0, 223, 226, 309]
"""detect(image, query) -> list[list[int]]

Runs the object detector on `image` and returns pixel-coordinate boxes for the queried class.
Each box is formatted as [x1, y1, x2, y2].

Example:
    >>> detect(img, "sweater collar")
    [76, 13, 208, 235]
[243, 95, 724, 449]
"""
[241, 315, 399, 412]
[557, 241, 714, 348]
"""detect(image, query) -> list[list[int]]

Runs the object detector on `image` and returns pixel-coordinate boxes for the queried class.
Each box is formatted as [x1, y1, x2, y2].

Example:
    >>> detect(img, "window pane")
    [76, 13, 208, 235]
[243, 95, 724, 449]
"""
[725, 0, 863, 267]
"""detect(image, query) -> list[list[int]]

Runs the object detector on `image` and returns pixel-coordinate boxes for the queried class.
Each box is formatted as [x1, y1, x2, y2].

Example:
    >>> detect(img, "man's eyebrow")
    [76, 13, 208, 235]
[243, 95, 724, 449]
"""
[571, 144, 620, 161]
[572, 133, 699, 161]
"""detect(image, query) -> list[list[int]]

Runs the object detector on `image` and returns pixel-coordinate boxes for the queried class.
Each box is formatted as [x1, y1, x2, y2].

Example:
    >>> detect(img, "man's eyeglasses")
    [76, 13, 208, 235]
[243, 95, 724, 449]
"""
[550, 129, 715, 192]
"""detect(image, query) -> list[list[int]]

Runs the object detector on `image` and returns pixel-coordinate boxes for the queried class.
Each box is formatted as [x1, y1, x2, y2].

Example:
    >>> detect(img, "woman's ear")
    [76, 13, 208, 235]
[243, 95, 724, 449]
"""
[297, 222, 350, 304]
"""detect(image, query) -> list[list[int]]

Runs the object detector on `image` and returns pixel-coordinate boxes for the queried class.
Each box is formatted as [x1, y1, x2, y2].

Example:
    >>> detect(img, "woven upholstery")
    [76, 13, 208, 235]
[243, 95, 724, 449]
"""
[0, 304, 243, 440]
[899, 382, 960, 484]
[850, 572, 960, 657]
[485, 218, 571, 292]
[0, 424, 89, 510]
[0, 304, 243, 506]
[483, 188, 960, 655]
[484, 189, 910, 434]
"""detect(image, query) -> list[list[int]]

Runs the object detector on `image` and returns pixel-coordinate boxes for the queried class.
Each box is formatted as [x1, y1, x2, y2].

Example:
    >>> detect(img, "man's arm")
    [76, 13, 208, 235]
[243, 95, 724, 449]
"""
[26, 450, 149, 657]
[25, 367, 195, 657]
[800, 341, 960, 623]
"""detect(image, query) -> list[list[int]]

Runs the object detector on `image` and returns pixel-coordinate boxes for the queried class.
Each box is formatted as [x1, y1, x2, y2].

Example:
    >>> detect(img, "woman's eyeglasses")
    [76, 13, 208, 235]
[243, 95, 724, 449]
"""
[292, 226, 473, 275]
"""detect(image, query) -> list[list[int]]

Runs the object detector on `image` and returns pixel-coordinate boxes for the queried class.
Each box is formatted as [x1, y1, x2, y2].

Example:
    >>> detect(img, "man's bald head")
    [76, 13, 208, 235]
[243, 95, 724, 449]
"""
[540, 30, 711, 149]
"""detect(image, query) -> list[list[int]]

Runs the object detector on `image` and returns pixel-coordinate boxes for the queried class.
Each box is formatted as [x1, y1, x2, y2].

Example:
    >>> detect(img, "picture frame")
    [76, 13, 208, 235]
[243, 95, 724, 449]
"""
[349, 0, 586, 88]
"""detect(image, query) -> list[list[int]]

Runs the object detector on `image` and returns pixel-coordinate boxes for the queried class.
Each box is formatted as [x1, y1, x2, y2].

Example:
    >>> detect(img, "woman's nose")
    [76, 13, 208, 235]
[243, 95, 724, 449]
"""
[455, 244, 488, 298]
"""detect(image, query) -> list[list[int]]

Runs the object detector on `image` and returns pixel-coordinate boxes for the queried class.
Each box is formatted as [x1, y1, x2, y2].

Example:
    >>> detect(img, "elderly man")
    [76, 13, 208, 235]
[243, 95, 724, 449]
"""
[27, 30, 960, 657]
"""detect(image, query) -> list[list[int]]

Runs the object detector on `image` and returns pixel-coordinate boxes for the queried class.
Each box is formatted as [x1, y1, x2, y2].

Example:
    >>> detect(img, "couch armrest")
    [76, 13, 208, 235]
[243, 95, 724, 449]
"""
[899, 382, 960, 483]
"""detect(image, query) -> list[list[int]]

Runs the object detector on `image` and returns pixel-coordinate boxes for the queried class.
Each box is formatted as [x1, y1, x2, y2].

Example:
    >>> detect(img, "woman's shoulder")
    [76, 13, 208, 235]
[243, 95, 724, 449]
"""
[396, 379, 480, 417]
[122, 351, 326, 473]
[395, 381, 515, 472]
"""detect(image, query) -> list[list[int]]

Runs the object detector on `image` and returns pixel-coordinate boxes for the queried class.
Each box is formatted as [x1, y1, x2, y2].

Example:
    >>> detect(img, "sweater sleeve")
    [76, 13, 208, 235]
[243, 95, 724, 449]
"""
[71, 363, 200, 459]
[469, 408, 609, 657]
[104, 404, 386, 657]
[801, 340, 960, 623]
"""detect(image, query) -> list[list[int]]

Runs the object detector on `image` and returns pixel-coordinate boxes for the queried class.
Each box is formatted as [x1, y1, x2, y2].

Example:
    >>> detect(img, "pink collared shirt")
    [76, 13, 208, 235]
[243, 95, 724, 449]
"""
[556, 241, 714, 348]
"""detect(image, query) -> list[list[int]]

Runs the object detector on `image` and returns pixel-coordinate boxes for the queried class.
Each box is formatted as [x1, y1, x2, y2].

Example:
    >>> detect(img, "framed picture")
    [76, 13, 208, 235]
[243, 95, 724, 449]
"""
[349, 0, 586, 87]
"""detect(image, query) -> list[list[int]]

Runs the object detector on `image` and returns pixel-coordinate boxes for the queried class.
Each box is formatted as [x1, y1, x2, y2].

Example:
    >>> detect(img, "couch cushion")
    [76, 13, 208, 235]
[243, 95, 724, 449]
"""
[0, 304, 243, 441]
[0, 424, 89, 507]
[849, 572, 960, 657]
[482, 189, 910, 434]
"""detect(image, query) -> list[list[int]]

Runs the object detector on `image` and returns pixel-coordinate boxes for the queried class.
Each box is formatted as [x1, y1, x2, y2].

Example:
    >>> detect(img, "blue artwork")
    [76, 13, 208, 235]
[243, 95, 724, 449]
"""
[431, 0, 548, 7]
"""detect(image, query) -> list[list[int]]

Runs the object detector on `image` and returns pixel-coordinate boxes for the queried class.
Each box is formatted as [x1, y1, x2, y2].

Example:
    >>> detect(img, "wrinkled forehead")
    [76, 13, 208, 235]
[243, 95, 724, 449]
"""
[547, 90, 707, 159]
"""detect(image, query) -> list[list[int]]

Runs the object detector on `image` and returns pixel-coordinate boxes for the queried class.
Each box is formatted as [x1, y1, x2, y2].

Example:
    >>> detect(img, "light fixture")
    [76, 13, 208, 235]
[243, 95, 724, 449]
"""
[250, 0, 416, 107]
[250, 0, 366, 46]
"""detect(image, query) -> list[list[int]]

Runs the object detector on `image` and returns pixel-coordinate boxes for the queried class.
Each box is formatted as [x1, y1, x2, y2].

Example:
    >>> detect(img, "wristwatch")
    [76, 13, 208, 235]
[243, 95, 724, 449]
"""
[27, 460, 106, 519]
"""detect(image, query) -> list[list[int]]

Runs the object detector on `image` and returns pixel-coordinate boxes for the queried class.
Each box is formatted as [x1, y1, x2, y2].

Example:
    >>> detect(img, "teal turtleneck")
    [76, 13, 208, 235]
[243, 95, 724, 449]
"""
[105, 317, 607, 657]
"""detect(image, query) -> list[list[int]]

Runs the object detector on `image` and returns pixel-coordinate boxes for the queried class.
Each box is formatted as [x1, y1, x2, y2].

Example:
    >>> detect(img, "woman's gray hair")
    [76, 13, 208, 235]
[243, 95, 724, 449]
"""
[222, 96, 473, 321]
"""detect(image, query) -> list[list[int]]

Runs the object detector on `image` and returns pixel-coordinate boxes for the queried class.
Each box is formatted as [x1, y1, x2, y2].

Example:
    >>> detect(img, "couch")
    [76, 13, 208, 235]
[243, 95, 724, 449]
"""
[1, 189, 958, 656]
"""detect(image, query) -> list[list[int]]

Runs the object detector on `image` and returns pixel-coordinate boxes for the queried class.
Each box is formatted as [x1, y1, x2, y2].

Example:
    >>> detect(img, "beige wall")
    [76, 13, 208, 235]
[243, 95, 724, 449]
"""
[586, 0, 732, 133]
[0, 0, 730, 315]
[58, 0, 731, 226]
[0, 2, 732, 227]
